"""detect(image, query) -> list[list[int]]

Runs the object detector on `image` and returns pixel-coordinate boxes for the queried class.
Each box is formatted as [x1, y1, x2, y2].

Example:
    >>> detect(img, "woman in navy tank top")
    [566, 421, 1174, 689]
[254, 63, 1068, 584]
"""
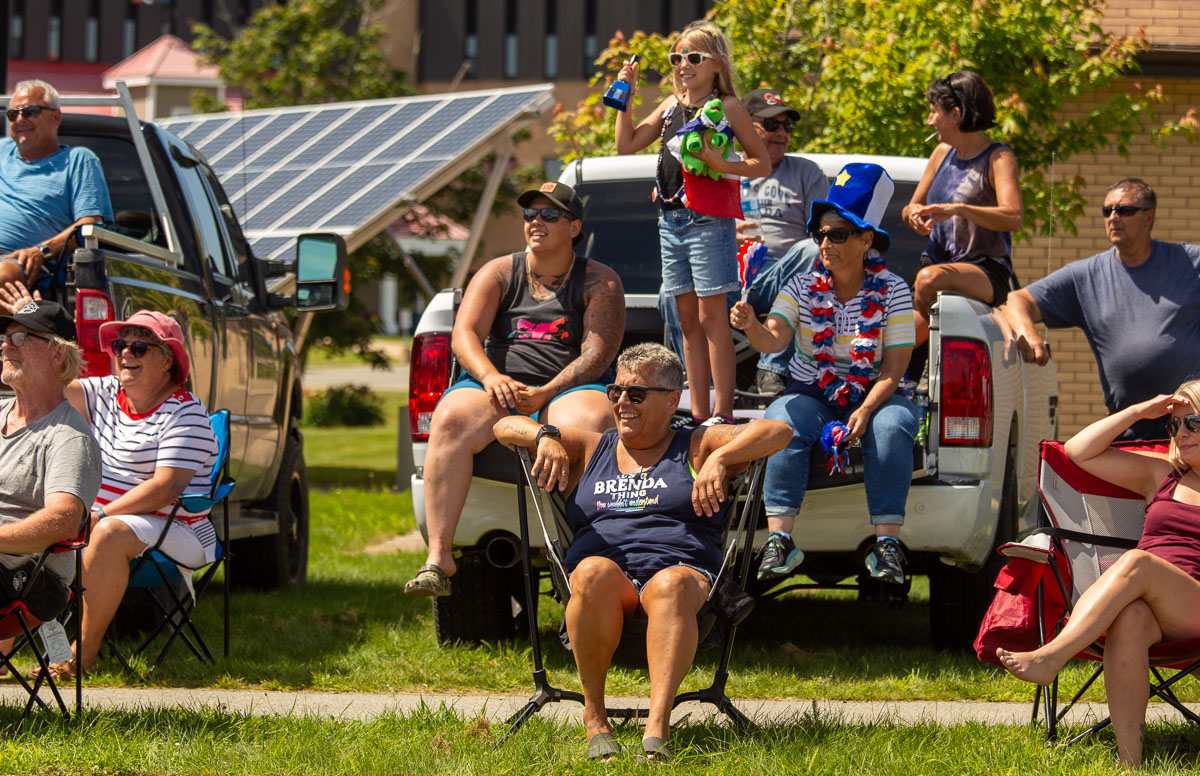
[902, 71, 1023, 367]
[997, 378, 1200, 768]
[494, 343, 789, 762]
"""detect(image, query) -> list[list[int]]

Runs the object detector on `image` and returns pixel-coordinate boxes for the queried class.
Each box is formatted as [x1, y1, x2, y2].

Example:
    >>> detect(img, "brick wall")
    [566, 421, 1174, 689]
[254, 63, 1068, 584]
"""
[1010, 75, 1200, 437]
[1101, 0, 1200, 47]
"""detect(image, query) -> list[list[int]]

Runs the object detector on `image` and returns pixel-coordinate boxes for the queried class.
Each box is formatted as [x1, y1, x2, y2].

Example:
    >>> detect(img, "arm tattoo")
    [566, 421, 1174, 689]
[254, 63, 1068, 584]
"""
[545, 265, 625, 391]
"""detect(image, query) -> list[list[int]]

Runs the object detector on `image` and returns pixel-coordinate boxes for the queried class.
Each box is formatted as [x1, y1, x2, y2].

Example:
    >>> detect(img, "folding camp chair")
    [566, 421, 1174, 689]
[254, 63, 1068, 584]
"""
[104, 410, 234, 679]
[0, 512, 90, 728]
[493, 447, 766, 749]
[1020, 439, 1200, 743]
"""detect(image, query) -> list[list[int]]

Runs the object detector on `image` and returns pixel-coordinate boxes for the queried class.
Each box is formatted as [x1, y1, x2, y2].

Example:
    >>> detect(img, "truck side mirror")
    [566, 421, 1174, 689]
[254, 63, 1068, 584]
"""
[294, 233, 349, 311]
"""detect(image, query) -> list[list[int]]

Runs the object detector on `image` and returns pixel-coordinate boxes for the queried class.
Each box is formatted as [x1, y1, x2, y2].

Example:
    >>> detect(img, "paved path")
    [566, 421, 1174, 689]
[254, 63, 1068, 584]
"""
[303, 363, 409, 392]
[3, 686, 1192, 728]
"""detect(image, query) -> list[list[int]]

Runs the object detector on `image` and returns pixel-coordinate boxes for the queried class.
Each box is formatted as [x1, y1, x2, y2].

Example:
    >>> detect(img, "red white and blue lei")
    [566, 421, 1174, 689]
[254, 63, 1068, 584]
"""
[808, 252, 889, 406]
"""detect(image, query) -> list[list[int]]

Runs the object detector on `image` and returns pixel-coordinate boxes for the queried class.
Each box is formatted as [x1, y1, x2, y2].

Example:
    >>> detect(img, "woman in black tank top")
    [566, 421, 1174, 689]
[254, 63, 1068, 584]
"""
[404, 182, 624, 601]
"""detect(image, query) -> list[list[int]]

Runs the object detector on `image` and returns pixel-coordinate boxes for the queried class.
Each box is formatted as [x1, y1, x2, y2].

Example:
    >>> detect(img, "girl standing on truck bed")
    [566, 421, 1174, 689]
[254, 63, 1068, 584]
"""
[613, 20, 770, 426]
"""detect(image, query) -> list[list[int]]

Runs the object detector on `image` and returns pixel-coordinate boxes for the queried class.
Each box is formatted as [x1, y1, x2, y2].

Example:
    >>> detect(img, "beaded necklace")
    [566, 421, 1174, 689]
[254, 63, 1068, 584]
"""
[808, 252, 889, 406]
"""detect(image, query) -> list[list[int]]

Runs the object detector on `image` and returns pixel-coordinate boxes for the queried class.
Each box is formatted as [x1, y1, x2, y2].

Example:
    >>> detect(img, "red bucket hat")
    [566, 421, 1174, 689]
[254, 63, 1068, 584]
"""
[98, 311, 191, 384]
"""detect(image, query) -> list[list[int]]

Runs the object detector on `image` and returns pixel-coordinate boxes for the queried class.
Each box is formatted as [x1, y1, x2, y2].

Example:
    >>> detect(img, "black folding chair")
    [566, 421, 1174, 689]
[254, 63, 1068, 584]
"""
[493, 448, 766, 749]
[0, 512, 90, 728]
[104, 410, 234, 679]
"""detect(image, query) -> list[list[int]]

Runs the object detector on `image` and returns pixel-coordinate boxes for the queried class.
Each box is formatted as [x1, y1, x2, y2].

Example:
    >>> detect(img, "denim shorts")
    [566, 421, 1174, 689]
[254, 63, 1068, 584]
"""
[659, 207, 738, 298]
[627, 562, 716, 592]
[439, 373, 608, 420]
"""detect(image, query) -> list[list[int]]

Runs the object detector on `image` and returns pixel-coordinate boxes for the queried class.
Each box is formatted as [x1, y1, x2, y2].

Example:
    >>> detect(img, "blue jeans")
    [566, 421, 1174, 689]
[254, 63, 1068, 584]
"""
[763, 387, 919, 524]
[659, 238, 819, 375]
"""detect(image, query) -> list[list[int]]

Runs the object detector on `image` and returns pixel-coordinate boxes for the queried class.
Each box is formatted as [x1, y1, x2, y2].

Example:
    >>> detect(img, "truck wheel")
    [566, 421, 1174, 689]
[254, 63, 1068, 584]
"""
[432, 550, 527, 645]
[929, 460, 1016, 651]
[231, 433, 309, 590]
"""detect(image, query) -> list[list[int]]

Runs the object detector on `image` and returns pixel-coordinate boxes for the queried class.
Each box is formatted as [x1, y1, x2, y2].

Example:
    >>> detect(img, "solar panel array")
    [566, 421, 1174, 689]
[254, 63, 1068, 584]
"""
[159, 84, 554, 260]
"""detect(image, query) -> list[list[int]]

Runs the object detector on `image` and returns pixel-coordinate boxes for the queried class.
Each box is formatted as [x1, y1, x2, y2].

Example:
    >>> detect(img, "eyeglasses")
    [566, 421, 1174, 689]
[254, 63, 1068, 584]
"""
[811, 227, 863, 245]
[757, 117, 795, 134]
[110, 339, 158, 358]
[606, 383, 674, 404]
[668, 51, 713, 68]
[1101, 204, 1147, 219]
[522, 207, 572, 223]
[5, 105, 52, 122]
[0, 330, 52, 348]
[1167, 414, 1200, 437]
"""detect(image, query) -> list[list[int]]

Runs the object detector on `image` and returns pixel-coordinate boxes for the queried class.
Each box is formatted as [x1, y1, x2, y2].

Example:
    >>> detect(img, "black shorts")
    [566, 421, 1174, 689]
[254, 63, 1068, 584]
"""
[920, 255, 1019, 307]
[0, 554, 70, 623]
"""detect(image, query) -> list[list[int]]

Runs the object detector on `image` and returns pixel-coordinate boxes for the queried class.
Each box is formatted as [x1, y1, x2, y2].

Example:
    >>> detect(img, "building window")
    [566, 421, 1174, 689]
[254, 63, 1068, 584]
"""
[463, 0, 478, 78]
[10, 1, 24, 61]
[48, 1, 63, 62]
[503, 0, 518, 79]
[85, 18, 99, 62]
[584, 0, 598, 75]
[543, 0, 558, 79]
[124, 2, 138, 58]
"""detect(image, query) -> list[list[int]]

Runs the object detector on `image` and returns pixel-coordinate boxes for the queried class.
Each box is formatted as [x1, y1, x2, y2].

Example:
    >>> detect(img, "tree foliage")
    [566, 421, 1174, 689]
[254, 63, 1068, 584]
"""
[550, 0, 1196, 239]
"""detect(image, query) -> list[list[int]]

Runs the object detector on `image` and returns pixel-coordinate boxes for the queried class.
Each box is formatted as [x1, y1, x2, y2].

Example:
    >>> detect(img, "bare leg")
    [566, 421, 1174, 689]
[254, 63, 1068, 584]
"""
[766, 515, 796, 534]
[911, 264, 996, 345]
[418, 388, 508, 576]
[997, 550, 1200, 685]
[675, 291, 710, 419]
[698, 293, 735, 418]
[639, 566, 710, 745]
[565, 557, 639, 742]
[74, 518, 147, 670]
[542, 388, 613, 434]
[1104, 600, 1161, 769]
[0, 261, 25, 288]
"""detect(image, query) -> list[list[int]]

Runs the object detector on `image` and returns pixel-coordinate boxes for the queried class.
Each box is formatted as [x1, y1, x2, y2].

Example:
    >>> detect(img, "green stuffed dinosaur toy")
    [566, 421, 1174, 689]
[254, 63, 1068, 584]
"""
[679, 98, 733, 181]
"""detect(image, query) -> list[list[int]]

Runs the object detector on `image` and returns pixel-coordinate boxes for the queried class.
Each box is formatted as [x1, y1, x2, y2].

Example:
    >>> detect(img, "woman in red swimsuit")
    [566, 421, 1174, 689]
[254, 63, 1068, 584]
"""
[997, 379, 1200, 767]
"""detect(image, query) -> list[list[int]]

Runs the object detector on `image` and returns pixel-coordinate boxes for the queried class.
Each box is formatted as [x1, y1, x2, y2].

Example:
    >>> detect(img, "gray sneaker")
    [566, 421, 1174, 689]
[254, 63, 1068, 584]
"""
[757, 532, 803, 582]
[865, 537, 908, 585]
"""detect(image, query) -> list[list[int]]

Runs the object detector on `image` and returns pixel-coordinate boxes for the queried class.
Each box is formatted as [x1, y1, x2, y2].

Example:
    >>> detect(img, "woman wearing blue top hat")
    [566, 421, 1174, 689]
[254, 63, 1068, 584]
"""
[730, 163, 919, 587]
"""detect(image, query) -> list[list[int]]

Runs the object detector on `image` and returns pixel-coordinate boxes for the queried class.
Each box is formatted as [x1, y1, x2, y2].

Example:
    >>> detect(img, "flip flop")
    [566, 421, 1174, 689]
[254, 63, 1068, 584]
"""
[639, 736, 672, 763]
[586, 731, 621, 761]
[404, 564, 451, 597]
[29, 659, 88, 681]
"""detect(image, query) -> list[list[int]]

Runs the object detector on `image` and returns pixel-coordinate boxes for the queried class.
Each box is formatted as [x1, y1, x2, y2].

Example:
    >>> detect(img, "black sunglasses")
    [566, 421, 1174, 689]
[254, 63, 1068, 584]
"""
[1167, 414, 1200, 437]
[606, 383, 674, 404]
[5, 105, 52, 121]
[757, 117, 795, 134]
[1101, 204, 1147, 219]
[0, 331, 52, 348]
[668, 51, 713, 68]
[522, 207, 572, 223]
[811, 227, 863, 245]
[110, 339, 157, 358]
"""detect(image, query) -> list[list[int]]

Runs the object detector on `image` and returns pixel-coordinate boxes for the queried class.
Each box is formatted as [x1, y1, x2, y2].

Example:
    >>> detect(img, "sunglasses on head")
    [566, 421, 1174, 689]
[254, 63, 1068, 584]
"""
[810, 227, 863, 245]
[522, 207, 571, 223]
[1101, 204, 1147, 219]
[1168, 414, 1200, 437]
[0, 330, 52, 348]
[110, 339, 157, 358]
[606, 383, 674, 404]
[668, 51, 713, 68]
[5, 105, 51, 122]
[757, 117, 795, 134]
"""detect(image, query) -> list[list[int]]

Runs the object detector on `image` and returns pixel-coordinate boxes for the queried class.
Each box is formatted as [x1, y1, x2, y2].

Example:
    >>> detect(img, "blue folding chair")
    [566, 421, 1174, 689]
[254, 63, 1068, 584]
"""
[105, 410, 234, 678]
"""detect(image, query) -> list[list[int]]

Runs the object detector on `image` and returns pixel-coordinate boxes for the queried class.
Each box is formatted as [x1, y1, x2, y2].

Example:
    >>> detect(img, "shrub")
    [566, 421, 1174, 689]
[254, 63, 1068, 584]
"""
[305, 384, 385, 427]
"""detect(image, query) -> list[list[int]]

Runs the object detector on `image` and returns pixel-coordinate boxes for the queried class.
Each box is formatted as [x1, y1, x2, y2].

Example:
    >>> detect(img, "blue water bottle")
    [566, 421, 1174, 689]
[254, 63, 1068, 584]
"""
[603, 55, 638, 112]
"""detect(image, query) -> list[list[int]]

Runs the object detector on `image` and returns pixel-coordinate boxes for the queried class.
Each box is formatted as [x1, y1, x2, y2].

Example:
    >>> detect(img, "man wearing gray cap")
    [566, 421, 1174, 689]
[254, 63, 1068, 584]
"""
[0, 300, 100, 621]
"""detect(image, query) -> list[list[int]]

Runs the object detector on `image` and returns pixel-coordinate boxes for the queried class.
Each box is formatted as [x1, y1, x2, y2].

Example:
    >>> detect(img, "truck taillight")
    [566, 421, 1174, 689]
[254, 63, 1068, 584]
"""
[409, 333, 452, 442]
[76, 289, 114, 378]
[939, 338, 993, 446]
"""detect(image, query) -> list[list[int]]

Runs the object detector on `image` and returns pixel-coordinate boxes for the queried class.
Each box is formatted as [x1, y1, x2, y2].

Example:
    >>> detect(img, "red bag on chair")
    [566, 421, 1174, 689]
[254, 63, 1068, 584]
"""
[974, 551, 1069, 667]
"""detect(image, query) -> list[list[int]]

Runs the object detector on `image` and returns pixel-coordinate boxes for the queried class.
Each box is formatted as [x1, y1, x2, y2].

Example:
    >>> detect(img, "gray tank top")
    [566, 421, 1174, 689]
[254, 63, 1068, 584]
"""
[923, 142, 1013, 271]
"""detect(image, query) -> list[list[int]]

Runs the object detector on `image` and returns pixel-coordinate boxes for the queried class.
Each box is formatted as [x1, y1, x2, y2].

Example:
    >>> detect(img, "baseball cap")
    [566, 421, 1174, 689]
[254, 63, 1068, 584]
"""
[517, 181, 585, 246]
[742, 89, 801, 121]
[0, 300, 76, 343]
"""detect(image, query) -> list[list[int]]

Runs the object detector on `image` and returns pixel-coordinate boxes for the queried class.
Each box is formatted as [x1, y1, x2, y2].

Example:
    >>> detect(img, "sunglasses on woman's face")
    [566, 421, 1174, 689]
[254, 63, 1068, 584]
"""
[1167, 414, 1200, 436]
[110, 339, 156, 358]
[606, 383, 674, 404]
[810, 227, 863, 245]
[668, 51, 713, 68]
[757, 117, 795, 134]
[522, 207, 571, 223]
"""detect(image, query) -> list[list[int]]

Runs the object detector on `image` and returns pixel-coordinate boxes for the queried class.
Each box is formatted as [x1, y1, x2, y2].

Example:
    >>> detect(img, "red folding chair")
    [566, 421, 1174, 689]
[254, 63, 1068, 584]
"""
[1017, 439, 1200, 743]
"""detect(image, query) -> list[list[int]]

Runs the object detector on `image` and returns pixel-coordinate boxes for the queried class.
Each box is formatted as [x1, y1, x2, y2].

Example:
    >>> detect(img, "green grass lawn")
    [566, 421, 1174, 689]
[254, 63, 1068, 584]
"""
[303, 390, 408, 489]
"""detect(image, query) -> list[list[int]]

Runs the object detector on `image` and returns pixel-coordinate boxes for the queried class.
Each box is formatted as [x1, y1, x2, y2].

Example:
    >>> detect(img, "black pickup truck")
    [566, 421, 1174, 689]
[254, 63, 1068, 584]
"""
[6, 85, 348, 589]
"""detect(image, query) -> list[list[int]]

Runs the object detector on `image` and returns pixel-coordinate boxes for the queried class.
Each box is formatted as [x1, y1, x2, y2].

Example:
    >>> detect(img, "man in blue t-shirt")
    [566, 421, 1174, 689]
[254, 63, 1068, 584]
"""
[0, 80, 113, 286]
[1003, 178, 1200, 440]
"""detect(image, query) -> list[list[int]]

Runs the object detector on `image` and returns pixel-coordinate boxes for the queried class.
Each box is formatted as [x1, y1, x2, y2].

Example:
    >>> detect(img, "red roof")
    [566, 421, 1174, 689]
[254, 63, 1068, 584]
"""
[102, 34, 221, 84]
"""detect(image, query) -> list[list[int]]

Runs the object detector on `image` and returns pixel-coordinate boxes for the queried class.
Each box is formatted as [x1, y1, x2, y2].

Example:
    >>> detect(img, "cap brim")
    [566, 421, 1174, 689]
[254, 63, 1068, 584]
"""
[754, 106, 801, 121]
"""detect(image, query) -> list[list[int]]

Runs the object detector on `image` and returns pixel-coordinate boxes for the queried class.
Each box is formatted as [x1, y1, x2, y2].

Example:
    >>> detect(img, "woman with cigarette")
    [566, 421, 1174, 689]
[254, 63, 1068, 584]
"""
[901, 71, 1022, 368]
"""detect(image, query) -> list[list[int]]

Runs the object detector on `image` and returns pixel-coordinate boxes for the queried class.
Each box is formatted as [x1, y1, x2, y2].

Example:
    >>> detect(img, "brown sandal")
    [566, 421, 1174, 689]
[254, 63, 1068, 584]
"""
[30, 658, 88, 681]
[404, 564, 451, 597]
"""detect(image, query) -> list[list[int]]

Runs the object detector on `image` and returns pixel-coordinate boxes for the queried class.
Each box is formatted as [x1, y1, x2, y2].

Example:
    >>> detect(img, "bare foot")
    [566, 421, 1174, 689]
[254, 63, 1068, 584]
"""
[995, 647, 1060, 686]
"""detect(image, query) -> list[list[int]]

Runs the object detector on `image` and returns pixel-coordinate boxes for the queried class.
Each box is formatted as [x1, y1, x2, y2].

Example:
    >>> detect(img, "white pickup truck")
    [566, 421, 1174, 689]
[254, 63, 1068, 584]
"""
[408, 153, 1059, 650]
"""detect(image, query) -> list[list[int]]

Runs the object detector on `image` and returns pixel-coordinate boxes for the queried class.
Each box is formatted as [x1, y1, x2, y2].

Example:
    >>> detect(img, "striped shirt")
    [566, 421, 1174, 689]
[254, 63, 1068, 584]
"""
[79, 376, 219, 526]
[769, 269, 915, 384]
